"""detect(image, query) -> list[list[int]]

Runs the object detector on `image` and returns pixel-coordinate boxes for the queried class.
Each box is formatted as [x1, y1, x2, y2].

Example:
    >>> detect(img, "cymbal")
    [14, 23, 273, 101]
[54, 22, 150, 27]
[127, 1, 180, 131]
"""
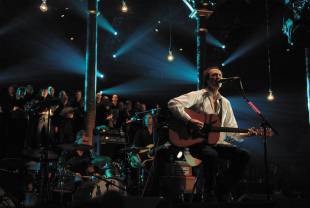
[57, 143, 93, 151]
[66, 157, 90, 167]
[0, 157, 30, 170]
[91, 156, 111, 166]
[22, 149, 58, 160]
[120, 146, 147, 152]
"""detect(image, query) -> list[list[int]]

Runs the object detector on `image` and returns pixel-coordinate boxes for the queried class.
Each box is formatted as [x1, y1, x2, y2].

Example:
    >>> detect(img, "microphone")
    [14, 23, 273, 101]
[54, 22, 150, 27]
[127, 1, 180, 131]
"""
[217, 76, 240, 83]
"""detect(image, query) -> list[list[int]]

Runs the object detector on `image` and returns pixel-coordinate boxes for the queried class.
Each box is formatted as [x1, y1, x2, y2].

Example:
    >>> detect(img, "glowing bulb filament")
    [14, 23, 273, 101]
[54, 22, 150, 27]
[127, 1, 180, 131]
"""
[40, 0, 48, 12]
[267, 90, 274, 101]
[121, 1, 128, 13]
[167, 50, 174, 62]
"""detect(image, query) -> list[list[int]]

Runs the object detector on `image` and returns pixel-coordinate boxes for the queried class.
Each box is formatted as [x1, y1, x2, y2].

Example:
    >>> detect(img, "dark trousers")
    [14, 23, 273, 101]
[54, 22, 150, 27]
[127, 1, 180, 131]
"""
[190, 143, 250, 195]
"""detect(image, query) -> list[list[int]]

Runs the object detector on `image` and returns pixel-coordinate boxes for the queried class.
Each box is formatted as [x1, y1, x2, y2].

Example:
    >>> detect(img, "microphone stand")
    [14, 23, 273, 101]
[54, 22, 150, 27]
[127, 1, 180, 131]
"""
[238, 80, 279, 201]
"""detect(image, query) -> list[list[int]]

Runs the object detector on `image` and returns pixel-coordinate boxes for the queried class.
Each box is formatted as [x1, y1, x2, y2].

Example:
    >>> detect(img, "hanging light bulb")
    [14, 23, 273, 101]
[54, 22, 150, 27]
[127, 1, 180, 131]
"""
[265, 0, 274, 102]
[267, 89, 274, 101]
[40, 0, 48, 12]
[167, 14, 174, 62]
[121, 1, 128, 13]
[167, 50, 174, 62]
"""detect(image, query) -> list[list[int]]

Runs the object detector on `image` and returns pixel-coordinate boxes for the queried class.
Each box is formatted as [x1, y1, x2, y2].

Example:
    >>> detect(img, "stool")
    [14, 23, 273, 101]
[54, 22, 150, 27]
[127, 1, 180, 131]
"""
[183, 148, 204, 202]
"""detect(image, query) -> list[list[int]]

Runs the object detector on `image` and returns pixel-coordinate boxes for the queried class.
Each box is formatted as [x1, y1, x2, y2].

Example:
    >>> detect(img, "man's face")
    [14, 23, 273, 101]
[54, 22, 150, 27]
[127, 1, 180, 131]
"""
[75, 91, 82, 100]
[144, 114, 153, 126]
[8, 86, 15, 95]
[206, 68, 223, 89]
[42, 89, 48, 97]
[112, 95, 118, 103]
[76, 134, 89, 145]
[96, 93, 102, 101]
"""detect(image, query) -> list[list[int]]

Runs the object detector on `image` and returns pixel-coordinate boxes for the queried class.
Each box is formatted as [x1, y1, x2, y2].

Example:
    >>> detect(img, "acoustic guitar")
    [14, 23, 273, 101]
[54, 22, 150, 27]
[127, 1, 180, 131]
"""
[169, 109, 272, 148]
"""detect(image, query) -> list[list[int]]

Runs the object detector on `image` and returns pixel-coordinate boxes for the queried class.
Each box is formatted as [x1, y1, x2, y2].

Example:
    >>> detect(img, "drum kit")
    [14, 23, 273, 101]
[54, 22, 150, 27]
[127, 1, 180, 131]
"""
[0, 108, 169, 206]
[0, 142, 131, 206]
[0, 140, 155, 206]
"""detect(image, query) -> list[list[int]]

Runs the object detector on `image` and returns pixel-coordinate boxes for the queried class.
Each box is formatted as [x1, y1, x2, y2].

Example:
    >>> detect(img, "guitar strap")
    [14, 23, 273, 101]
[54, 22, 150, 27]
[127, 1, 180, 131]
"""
[217, 98, 223, 123]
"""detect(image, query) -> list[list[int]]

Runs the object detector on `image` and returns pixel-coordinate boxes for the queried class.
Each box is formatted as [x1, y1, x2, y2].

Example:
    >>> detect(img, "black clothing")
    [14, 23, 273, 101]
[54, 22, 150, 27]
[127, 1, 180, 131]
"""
[189, 143, 250, 195]
[66, 150, 92, 176]
[132, 127, 169, 196]
[133, 128, 154, 148]
[69, 99, 84, 135]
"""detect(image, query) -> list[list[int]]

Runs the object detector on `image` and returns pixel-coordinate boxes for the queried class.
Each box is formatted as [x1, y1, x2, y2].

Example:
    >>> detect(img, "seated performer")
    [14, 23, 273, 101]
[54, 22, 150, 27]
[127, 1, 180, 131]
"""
[168, 66, 259, 202]
[131, 113, 169, 196]
[65, 130, 97, 179]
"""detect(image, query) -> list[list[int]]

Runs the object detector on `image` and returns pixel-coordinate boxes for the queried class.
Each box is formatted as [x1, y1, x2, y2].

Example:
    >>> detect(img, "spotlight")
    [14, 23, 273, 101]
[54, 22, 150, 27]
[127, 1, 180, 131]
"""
[70, 37, 74, 41]
[155, 28, 159, 32]
[40, 0, 48, 12]
[176, 151, 183, 159]
[97, 71, 104, 79]
[221, 63, 225, 67]
[114, 31, 118, 36]
[267, 90, 274, 101]
[167, 50, 174, 62]
[112, 54, 117, 58]
[121, 1, 128, 13]
[179, 48, 183, 51]
[61, 14, 65, 18]
[222, 45, 226, 49]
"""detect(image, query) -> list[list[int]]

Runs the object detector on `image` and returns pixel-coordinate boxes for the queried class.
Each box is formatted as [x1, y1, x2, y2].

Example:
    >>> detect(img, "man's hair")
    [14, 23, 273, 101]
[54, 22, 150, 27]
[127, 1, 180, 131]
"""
[202, 66, 222, 87]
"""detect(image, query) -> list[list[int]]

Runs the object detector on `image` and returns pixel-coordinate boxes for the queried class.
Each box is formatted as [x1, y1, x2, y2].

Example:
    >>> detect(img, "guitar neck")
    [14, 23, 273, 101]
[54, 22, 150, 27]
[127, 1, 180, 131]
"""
[210, 127, 248, 133]
[153, 142, 170, 152]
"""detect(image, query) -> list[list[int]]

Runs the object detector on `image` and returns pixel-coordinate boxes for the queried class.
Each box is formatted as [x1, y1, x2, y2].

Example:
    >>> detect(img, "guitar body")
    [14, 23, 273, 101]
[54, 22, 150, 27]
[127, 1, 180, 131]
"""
[169, 109, 221, 147]
[129, 143, 171, 168]
[169, 109, 273, 148]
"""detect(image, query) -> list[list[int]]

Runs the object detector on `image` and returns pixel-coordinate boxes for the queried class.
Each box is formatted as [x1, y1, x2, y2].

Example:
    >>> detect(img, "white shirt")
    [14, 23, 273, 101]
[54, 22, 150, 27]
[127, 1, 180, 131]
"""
[168, 89, 242, 144]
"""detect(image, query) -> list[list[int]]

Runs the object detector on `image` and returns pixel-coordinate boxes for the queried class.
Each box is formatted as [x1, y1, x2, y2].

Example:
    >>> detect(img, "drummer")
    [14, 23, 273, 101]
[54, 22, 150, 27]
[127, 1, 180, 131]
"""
[65, 130, 97, 177]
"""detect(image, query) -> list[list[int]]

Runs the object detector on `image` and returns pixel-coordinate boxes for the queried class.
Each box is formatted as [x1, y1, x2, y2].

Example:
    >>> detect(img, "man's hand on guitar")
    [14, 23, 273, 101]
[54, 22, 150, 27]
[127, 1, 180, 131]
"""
[189, 118, 204, 129]
[247, 127, 258, 137]
[247, 127, 273, 137]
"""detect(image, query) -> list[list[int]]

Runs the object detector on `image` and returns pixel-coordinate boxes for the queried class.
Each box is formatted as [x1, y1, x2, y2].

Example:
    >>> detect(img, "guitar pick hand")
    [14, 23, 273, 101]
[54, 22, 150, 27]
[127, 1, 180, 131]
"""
[189, 118, 204, 129]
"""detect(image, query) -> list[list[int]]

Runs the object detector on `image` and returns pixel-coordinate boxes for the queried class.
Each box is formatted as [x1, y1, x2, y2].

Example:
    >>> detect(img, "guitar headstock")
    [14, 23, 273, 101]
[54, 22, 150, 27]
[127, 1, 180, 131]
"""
[249, 127, 273, 137]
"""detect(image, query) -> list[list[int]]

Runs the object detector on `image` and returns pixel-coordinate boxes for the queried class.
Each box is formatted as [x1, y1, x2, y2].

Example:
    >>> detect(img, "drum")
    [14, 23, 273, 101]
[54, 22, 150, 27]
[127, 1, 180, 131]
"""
[128, 152, 142, 168]
[128, 151, 153, 168]
[103, 161, 122, 178]
[0, 187, 16, 208]
[72, 178, 126, 202]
